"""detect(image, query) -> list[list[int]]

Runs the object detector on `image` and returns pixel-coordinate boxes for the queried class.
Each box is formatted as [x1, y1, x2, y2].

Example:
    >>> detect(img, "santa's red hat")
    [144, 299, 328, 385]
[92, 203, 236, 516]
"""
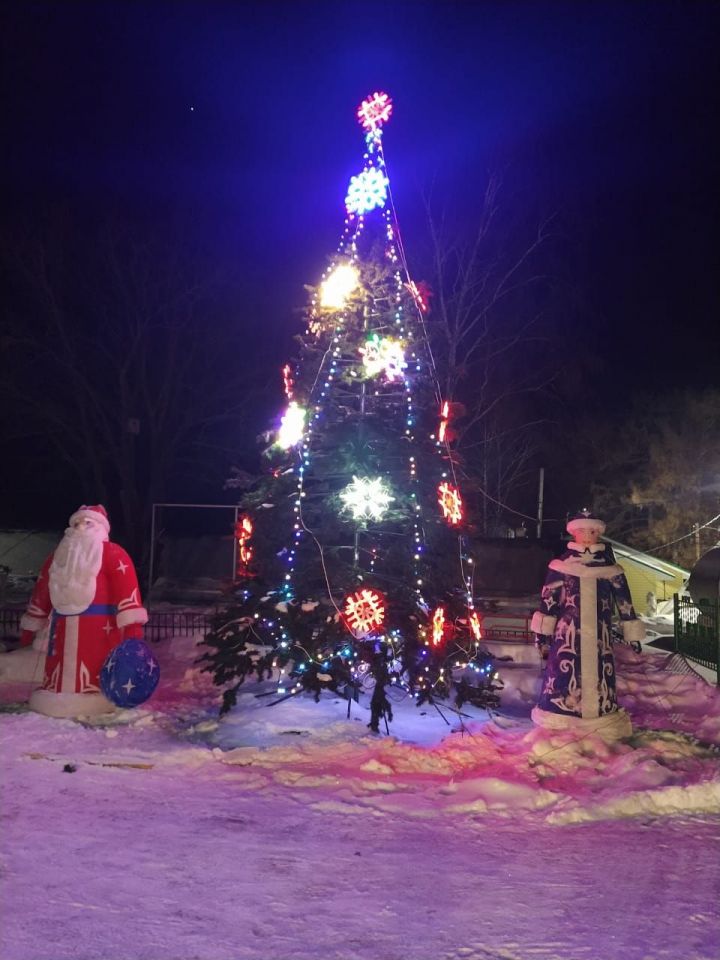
[68, 504, 111, 534]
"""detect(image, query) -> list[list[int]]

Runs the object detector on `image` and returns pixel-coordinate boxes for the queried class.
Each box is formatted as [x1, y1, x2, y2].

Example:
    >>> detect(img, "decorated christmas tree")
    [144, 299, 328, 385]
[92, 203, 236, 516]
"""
[202, 94, 499, 730]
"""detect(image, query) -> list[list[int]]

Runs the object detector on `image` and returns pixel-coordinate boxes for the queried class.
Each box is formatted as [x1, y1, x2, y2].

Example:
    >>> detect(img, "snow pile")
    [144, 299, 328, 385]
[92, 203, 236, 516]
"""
[3, 633, 718, 826]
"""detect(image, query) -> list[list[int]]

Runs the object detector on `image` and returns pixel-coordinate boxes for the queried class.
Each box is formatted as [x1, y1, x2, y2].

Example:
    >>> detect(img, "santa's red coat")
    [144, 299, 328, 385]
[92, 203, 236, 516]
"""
[20, 542, 148, 695]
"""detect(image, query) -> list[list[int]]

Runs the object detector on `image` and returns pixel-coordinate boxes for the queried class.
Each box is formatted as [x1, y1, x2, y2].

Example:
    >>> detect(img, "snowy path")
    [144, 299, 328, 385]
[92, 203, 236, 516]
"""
[2, 635, 720, 960]
[3, 748, 719, 960]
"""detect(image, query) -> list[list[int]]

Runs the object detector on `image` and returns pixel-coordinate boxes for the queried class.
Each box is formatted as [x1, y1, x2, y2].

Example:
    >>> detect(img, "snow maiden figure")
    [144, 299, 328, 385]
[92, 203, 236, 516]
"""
[530, 509, 645, 739]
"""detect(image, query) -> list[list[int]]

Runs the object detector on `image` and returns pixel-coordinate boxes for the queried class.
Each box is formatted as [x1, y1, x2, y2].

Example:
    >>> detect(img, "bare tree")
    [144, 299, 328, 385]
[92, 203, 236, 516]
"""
[422, 174, 561, 532]
[0, 216, 259, 564]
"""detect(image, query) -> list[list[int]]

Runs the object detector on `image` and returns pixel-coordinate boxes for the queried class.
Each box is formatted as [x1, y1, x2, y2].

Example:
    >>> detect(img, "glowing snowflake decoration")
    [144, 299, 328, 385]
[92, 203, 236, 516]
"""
[345, 167, 389, 215]
[320, 263, 359, 309]
[469, 611, 482, 642]
[277, 401, 305, 449]
[340, 476, 394, 522]
[344, 588, 386, 638]
[360, 335, 406, 381]
[438, 481, 463, 525]
[432, 606, 445, 646]
[357, 91, 393, 131]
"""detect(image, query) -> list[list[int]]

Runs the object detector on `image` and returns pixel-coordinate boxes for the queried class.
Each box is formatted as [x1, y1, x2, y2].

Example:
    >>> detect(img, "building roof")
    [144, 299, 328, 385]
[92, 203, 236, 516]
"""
[606, 537, 689, 581]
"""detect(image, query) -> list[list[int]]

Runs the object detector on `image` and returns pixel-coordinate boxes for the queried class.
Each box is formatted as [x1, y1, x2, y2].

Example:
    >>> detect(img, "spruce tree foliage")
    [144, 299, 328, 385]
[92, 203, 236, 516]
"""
[200, 97, 500, 728]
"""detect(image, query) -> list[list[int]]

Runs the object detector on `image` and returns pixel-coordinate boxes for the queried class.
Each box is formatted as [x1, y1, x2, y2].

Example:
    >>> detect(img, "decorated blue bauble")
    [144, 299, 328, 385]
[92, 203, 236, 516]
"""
[100, 639, 160, 708]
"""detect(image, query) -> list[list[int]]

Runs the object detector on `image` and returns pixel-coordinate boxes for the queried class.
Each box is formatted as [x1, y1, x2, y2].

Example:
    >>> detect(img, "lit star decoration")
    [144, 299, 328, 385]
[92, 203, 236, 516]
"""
[438, 481, 463, 525]
[357, 92, 393, 131]
[319, 263, 359, 309]
[344, 588, 386, 638]
[345, 168, 389, 215]
[432, 606, 446, 646]
[277, 401, 306, 449]
[469, 611, 482, 642]
[360, 334, 406, 381]
[340, 476, 394, 521]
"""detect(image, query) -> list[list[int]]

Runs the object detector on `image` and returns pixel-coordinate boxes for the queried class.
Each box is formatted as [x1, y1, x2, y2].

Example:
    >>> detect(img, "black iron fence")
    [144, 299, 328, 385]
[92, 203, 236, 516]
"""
[674, 594, 720, 680]
[0, 608, 213, 643]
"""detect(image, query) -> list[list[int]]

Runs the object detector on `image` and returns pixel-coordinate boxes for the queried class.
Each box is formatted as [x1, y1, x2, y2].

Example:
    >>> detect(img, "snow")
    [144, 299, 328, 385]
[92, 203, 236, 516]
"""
[1, 633, 719, 960]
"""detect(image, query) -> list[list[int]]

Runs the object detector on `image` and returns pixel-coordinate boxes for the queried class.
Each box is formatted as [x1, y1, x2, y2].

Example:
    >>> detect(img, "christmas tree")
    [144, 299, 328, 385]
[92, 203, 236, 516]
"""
[202, 94, 499, 731]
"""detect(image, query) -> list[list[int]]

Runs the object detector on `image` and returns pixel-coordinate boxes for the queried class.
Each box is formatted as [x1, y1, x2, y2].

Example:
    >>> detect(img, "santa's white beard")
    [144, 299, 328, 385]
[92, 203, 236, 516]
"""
[49, 526, 105, 615]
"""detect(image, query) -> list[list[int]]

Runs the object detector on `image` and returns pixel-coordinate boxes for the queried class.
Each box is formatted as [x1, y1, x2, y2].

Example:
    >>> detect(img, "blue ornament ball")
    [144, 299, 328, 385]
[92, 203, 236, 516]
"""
[100, 639, 160, 708]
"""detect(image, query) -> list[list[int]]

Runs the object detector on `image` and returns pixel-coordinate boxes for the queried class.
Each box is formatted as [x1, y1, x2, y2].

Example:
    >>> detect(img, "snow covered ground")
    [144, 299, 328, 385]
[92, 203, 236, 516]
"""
[1, 633, 719, 960]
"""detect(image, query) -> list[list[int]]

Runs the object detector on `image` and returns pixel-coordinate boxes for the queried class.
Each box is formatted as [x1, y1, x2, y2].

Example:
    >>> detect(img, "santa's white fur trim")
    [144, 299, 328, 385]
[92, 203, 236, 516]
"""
[531, 611, 557, 635]
[531, 706, 632, 741]
[622, 619, 646, 642]
[567, 541, 606, 553]
[20, 613, 48, 632]
[116, 607, 149, 629]
[29, 688, 116, 718]
[68, 506, 110, 535]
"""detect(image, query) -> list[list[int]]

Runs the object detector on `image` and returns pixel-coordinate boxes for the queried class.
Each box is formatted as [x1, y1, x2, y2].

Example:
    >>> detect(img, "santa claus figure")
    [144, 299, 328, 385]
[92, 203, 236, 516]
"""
[530, 509, 645, 739]
[19, 504, 148, 718]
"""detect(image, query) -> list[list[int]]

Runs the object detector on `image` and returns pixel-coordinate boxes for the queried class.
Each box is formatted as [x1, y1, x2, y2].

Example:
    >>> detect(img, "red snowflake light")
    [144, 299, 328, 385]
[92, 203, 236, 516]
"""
[357, 92, 393, 131]
[469, 611, 482, 642]
[344, 588, 386, 638]
[438, 482, 463, 525]
[406, 279, 431, 314]
[432, 606, 446, 646]
[438, 401, 450, 443]
[234, 515, 254, 578]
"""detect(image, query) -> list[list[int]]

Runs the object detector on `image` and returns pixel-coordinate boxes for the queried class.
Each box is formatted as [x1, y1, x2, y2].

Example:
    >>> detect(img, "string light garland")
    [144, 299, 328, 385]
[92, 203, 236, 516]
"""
[438, 401, 450, 443]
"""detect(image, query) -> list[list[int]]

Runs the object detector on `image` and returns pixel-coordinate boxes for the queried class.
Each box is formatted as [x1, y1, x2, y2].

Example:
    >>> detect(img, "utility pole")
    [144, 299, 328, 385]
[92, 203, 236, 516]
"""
[694, 522, 701, 561]
[536, 467, 545, 539]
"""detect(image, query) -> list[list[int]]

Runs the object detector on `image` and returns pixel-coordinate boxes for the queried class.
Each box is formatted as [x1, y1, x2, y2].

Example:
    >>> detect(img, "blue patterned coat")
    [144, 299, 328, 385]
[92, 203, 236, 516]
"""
[531, 542, 645, 719]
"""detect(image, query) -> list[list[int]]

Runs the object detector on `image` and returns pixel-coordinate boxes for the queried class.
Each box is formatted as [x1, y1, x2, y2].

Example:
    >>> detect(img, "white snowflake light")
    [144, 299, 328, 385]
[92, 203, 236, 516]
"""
[320, 263, 359, 309]
[277, 401, 305, 449]
[340, 476, 394, 521]
[345, 168, 389, 215]
[360, 335, 406, 381]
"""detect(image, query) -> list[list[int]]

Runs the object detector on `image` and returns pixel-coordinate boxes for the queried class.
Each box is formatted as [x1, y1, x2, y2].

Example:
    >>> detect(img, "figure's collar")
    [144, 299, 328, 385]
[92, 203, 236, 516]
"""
[567, 541, 606, 555]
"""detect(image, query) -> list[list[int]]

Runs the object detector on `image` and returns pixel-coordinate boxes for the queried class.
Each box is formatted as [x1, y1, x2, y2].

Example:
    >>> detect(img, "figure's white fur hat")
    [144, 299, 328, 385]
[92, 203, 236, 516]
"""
[68, 504, 110, 535]
[566, 508, 606, 535]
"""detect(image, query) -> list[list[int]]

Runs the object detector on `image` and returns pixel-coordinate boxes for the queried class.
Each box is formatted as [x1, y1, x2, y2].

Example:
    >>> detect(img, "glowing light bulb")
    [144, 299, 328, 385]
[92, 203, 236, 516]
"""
[320, 264, 359, 309]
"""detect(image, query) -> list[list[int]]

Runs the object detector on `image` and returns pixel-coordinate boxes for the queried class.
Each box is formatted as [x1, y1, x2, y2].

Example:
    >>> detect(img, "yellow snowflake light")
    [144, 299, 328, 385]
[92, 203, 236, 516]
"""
[340, 476, 394, 521]
[344, 588, 386, 638]
[319, 263, 359, 309]
[277, 401, 305, 449]
[469, 611, 482, 642]
[437, 481, 463, 525]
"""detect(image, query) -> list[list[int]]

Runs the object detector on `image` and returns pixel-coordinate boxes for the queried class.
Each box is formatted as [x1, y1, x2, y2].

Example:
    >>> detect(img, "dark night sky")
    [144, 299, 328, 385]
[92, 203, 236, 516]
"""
[1, 0, 718, 528]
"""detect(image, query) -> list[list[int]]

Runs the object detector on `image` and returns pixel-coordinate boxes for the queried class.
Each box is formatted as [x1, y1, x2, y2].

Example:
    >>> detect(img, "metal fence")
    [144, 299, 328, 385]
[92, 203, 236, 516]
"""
[674, 593, 720, 680]
[0, 608, 213, 643]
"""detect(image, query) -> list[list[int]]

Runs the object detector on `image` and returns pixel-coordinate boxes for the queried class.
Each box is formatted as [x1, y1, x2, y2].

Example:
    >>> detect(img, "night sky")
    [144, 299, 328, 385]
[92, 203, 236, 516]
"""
[1, 0, 718, 528]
